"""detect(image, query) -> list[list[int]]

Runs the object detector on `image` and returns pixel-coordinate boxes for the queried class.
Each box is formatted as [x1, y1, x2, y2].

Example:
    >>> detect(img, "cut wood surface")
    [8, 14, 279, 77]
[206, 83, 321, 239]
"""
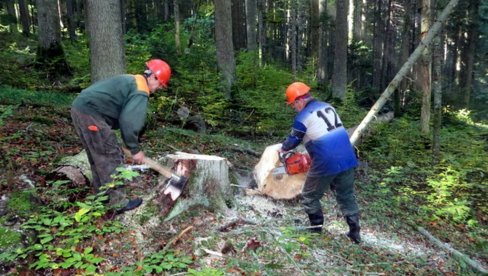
[250, 143, 307, 199]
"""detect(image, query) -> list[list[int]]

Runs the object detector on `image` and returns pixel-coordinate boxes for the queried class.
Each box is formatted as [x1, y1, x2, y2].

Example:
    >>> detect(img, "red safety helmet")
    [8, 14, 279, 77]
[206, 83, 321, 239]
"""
[146, 59, 171, 88]
[285, 82, 310, 104]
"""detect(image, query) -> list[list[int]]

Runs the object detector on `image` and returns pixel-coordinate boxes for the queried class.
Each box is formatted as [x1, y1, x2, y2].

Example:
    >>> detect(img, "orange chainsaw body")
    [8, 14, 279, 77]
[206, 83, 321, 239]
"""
[283, 152, 311, 175]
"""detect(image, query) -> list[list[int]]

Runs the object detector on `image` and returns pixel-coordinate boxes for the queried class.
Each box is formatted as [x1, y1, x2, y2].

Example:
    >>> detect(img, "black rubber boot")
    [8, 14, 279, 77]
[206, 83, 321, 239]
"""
[116, 198, 143, 214]
[345, 213, 361, 244]
[307, 210, 324, 233]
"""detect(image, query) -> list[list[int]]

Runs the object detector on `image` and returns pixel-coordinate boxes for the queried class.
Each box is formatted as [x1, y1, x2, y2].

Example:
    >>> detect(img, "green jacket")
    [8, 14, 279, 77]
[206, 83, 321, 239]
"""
[72, 74, 151, 154]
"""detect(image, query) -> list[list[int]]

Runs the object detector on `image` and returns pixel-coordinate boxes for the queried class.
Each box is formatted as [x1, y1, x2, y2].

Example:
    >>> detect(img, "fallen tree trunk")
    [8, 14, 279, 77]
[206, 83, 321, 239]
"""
[418, 227, 488, 274]
[249, 143, 307, 199]
[349, 0, 460, 146]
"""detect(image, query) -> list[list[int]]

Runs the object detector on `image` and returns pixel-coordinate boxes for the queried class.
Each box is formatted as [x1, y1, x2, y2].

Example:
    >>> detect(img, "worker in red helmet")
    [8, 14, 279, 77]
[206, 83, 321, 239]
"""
[281, 82, 361, 244]
[70, 59, 171, 213]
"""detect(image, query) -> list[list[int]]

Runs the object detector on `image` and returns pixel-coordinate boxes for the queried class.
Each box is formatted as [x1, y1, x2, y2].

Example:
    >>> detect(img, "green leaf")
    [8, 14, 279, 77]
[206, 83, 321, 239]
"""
[74, 207, 91, 222]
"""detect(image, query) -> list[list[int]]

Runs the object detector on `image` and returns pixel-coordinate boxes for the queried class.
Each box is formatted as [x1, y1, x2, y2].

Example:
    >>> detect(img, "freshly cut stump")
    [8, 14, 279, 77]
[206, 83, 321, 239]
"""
[249, 143, 307, 199]
[159, 152, 235, 220]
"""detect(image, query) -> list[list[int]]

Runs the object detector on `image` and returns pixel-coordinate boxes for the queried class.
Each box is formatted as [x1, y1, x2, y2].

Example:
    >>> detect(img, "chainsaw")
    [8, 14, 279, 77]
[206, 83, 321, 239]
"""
[272, 151, 311, 178]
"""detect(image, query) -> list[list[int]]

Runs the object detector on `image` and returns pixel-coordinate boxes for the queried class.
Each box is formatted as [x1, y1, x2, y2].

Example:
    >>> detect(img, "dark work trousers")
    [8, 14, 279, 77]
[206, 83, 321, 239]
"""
[70, 108, 124, 191]
[302, 168, 359, 217]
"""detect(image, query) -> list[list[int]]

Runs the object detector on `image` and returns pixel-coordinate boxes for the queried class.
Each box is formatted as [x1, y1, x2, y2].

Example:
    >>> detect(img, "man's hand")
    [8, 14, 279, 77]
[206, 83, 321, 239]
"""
[132, 151, 145, 164]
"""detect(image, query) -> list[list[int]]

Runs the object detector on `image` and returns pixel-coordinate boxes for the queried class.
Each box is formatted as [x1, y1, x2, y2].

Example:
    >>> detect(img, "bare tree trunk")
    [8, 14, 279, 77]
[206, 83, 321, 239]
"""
[18, 0, 31, 36]
[214, 0, 236, 98]
[372, 0, 385, 95]
[66, 0, 77, 40]
[231, 0, 247, 50]
[6, 0, 17, 33]
[310, 0, 319, 59]
[174, 0, 181, 54]
[419, 0, 432, 134]
[85, 0, 126, 82]
[396, 0, 413, 116]
[332, 0, 348, 100]
[36, 0, 71, 79]
[432, 14, 442, 165]
[288, 0, 297, 77]
[462, 1, 479, 108]
[245, 0, 257, 51]
[350, 0, 459, 146]
[317, 0, 328, 88]
[352, 0, 363, 41]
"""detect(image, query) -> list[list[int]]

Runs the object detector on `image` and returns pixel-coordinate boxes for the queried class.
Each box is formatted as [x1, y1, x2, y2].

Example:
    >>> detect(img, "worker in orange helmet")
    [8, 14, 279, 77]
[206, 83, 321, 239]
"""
[70, 59, 171, 213]
[281, 82, 361, 243]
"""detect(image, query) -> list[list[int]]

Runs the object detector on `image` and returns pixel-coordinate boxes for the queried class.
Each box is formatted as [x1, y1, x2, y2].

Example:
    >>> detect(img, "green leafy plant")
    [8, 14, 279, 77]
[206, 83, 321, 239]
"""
[0, 169, 139, 273]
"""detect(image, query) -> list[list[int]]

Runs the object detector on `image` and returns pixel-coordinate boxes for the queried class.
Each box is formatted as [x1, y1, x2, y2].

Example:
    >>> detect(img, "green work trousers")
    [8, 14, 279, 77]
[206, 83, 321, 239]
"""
[302, 168, 359, 217]
[71, 108, 128, 208]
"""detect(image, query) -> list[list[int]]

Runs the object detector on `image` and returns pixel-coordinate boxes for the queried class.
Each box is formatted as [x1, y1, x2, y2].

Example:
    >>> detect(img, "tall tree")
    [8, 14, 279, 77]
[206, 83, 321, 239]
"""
[372, 0, 386, 95]
[66, 0, 77, 40]
[174, 0, 181, 54]
[432, 12, 443, 165]
[214, 0, 236, 98]
[36, 0, 71, 78]
[352, 0, 363, 41]
[231, 0, 247, 50]
[461, 0, 479, 107]
[85, 0, 125, 82]
[419, 0, 432, 134]
[350, 0, 460, 146]
[287, 0, 298, 77]
[331, 0, 348, 100]
[245, 0, 257, 51]
[18, 0, 31, 36]
[317, 0, 328, 88]
[6, 0, 17, 32]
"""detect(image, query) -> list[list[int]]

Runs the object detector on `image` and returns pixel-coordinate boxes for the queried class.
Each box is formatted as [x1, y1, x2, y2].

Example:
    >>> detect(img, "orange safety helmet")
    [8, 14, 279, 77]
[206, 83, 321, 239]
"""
[146, 59, 171, 88]
[285, 82, 311, 104]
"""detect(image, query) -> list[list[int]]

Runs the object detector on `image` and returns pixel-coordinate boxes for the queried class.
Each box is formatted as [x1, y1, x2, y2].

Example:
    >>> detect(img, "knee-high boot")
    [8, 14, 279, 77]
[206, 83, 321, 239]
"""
[307, 210, 324, 233]
[345, 213, 361, 243]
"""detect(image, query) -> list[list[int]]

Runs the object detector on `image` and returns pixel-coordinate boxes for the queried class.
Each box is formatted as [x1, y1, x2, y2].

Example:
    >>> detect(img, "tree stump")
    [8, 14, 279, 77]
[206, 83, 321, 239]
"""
[249, 143, 307, 199]
[119, 152, 235, 253]
[159, 152, 234, 220]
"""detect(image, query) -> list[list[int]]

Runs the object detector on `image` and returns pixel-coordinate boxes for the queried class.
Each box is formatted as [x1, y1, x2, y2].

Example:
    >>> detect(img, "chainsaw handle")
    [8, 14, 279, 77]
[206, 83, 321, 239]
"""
[278, 151, 295, 164]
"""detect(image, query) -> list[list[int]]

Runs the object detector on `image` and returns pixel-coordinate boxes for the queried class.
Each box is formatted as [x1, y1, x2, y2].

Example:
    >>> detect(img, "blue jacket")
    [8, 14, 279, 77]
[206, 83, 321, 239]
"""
[282, 99, 357, 176]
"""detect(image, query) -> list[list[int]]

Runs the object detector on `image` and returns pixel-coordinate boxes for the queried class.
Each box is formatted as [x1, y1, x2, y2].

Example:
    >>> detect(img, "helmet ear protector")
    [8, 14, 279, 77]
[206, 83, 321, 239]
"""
[144, 69, 153, 78]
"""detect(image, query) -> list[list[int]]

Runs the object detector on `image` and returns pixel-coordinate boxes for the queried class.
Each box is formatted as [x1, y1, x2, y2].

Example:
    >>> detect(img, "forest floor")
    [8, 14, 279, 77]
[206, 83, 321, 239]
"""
[0, 103, 486, 275]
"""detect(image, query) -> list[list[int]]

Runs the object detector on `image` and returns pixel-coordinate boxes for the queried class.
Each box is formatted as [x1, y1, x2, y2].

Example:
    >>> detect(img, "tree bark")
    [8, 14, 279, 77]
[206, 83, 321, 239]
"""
[85, 0, 126, 82]
[36, 0, 71, 79]
[372, 0, 385, 95]
[418, 227, 488, 274]
[461, 1, 479, 108]
[288, 0, 298, 77]
[432, 6, 443, 165]
[331, 0, 348, 100]
[350, 0, 460, 146]
[419, 0, 432, 134]
[317, 0, 328, 88]
[214, 0, 236, 98]
[352, 0, 363, 41]
[231, 0, 247, 50]
[245, 0, 257, 51]
[396, 0, 413, 116]
[66, 0, 77, 40]
[174, 0, 181, 54]
[18, 0, 31, 36]
[6, 0, 17, 33]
